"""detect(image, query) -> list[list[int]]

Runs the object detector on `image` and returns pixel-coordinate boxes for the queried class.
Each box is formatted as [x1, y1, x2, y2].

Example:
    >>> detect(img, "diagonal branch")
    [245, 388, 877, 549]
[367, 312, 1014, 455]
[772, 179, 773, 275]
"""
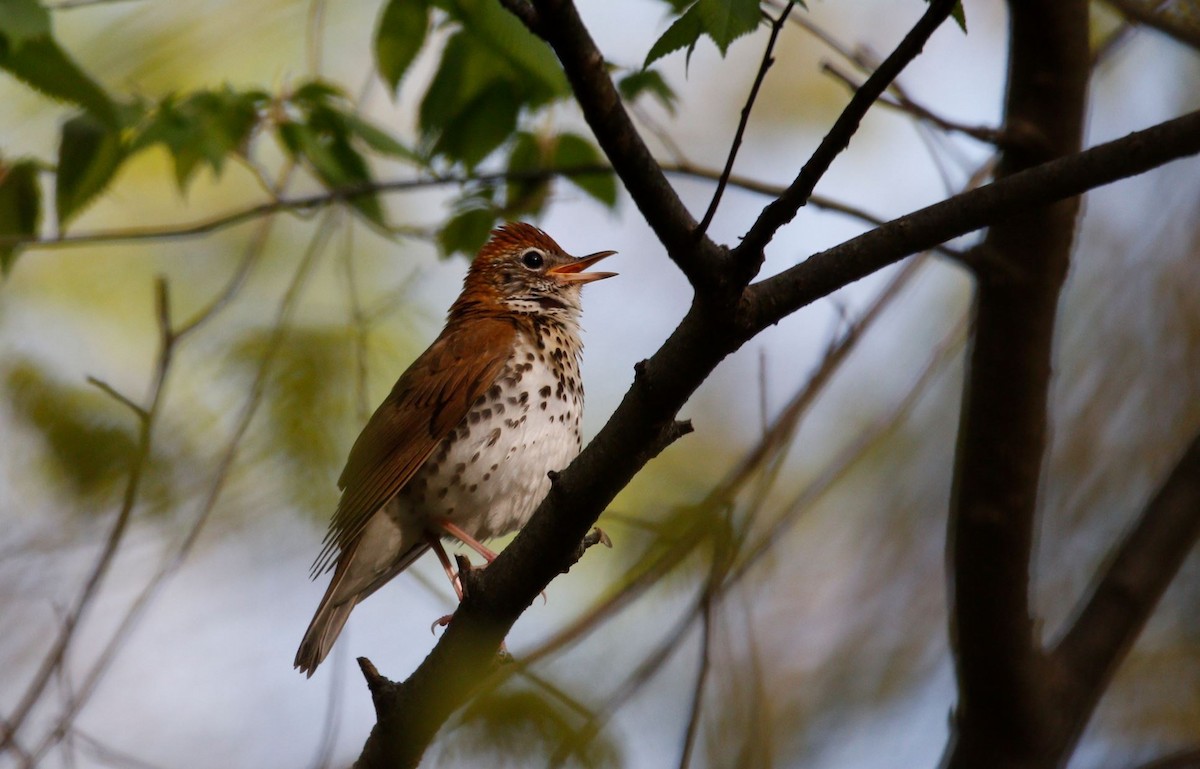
[695, 2, 797, 240]
[522, 0, 726, 290]
[733, 0, 960, 262]
[740, 108, 1200, 335]
[1053, 430, 1200, 755]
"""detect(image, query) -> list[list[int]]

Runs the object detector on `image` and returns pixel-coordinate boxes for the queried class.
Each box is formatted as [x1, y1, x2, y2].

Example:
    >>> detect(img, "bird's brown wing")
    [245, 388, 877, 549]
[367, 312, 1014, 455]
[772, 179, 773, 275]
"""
[310, 315, 516, 575]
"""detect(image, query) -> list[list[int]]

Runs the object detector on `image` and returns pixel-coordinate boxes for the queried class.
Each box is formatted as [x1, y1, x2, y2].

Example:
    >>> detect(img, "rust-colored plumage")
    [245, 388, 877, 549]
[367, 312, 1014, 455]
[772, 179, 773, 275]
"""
[295, 223, 615, 676]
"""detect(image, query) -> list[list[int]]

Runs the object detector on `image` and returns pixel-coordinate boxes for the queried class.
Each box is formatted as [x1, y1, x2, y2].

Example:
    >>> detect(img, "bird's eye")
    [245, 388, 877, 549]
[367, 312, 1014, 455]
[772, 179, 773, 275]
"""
[521, 250, 545, 269]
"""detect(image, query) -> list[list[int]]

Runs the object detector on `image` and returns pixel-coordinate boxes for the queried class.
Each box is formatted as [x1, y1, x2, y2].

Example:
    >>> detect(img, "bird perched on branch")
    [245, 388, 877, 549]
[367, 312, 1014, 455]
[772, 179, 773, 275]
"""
[295, 222, 616, 676]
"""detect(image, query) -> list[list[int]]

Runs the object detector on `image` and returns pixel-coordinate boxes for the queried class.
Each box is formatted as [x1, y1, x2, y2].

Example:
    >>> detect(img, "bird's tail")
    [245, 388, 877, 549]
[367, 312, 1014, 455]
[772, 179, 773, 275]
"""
[295, 514, 432, 676]
[295, 566, 359, 677]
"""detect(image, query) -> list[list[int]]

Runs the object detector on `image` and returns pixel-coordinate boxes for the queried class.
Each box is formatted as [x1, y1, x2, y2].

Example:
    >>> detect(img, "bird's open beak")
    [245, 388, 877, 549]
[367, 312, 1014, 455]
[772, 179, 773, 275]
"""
[548, 250, 618, 284]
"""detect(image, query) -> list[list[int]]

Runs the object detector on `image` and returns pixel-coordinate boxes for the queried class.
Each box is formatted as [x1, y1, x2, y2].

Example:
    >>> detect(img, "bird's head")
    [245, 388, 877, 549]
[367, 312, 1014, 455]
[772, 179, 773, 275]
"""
[456, 222, 617, 319]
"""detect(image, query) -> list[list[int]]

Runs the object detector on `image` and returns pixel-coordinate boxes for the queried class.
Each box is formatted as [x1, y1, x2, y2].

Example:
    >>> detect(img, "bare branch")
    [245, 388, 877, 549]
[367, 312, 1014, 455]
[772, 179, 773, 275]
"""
[1104, 0, 1200, 50]
[821, 62, 1005, 145]
[1052, 431, 1200, 754]
[741, 108, 1200, 335]
[734, 0, 961, 262]
[0, 281, 177, 755]
[695, 3, 798, 239]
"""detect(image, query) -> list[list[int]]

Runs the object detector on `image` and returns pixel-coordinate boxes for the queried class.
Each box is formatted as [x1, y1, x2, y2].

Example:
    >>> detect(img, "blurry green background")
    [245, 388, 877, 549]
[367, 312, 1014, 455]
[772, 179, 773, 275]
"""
[1, 1, 1199, 767]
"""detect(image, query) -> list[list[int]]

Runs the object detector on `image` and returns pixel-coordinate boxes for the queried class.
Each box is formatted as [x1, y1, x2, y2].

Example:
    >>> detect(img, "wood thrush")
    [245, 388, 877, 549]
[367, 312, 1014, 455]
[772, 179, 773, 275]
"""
[295, 222, 616, 676]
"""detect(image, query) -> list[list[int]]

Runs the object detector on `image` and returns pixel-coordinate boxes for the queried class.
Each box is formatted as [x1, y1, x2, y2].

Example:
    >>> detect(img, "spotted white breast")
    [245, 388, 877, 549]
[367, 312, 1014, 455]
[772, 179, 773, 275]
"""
[392, 319, 584, 542]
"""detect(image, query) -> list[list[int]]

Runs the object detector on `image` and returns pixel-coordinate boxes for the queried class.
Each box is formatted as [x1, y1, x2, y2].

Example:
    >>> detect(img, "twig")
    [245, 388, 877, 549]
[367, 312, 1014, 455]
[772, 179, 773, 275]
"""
[85, 377, 148, 422]
[821, 61, 1004, 144]
[735, 0, 961, 260]
[0, 278, 176, 755]
[695, 2, 797, 239]
[677, 592, 715, 769]
[20, 214, 338, 768]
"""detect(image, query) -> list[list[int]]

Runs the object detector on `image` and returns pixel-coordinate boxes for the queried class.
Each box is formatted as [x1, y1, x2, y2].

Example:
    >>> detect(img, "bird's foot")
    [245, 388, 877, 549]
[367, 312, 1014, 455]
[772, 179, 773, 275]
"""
[430, 613, 454, 634]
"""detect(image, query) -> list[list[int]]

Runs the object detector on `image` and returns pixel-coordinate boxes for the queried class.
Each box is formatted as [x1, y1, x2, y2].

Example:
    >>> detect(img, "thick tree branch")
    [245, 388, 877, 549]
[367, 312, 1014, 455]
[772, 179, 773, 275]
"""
[1104, 0, 1200, 50]
[1052, 431, 1200, 756]
[942, 2, 1090, 766]
[733, 0, 960, 262]
[740, 108, 1200, 335]
[523, 0, 726, 290]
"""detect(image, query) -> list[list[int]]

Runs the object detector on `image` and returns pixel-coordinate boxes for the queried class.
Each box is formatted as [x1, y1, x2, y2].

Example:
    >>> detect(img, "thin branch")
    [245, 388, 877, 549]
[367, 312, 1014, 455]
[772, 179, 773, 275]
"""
[1104, 0, 1200, 50]
[821, 62, 1004, 144]
[695, 3, 797, 239]
[734, 0, 961, 261]
[741, 108, 1200, 335]
[85, 377, 148, 422]
[21, 214, 338, 768]
[677, 592, 715, 769]
[0, 279, 176, 754]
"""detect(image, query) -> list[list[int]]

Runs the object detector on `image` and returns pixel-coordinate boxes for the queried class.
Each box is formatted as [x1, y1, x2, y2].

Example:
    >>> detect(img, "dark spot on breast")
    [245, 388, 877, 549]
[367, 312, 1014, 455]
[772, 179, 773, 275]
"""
[487, 428, 501, 447]
[469, 484, 477, 493]
[488, 384, 502, 400]
[539, 402, 547, 411]
[437, 487, 448, 500]
[539, 385, 552, 399]
[454, 463, 466, 474]
[482, 473, 491, 481]
[471, 451, 480, 463]
[526, 352, 534, 362]
[469, 411, 481, 424]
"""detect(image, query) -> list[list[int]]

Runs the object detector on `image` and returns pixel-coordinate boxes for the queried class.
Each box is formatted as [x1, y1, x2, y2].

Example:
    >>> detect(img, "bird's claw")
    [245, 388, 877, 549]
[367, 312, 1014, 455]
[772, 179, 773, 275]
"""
[430, 613, 454, 634]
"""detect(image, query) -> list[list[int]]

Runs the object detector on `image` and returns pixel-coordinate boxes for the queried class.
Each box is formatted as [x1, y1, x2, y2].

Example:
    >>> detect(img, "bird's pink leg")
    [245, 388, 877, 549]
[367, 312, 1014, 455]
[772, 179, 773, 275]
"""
[425, 533, 463, 601]
[435, 519, 498, 563]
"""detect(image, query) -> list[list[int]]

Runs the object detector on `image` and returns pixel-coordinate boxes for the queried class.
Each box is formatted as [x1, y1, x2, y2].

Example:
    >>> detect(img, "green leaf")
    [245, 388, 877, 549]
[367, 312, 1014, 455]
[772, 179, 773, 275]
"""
[231, 327, 357, 515]
[696, 0, 761, 55]
[375, 0, 430, 94]
[133, 86, 265, 190]
[645, 3, 704, 68]
[439, 206, 497, 259]
[342, 112, 420, 161]
[0, 36, 118, 126]
[617, 68, 677, 114]
[0, 0, 50, 50]
[56, 113, 125, 227]
[4, 359, 140, 504]
[504, 131, 550, 214]
[437, 0, 568, 100]
[278, 119, 387, 229]
[431, 84, 521, 168]
[290, 78, 344, 107]
[0, 159, 41, 275]
[554, 134, 616, 207]
[951, 1, 967, 32]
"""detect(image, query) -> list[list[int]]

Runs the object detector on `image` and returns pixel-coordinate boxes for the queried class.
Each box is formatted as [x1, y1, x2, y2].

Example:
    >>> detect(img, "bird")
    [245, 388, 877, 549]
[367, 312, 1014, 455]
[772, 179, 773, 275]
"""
[295, 222, 616, 676]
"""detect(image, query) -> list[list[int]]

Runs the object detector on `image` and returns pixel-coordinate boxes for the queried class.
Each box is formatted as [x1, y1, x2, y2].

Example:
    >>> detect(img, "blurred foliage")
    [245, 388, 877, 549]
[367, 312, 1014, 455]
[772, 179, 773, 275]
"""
[2, 358, 174, 513]
[437, 687, 622, 769]
[229, 325, 360, 517]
